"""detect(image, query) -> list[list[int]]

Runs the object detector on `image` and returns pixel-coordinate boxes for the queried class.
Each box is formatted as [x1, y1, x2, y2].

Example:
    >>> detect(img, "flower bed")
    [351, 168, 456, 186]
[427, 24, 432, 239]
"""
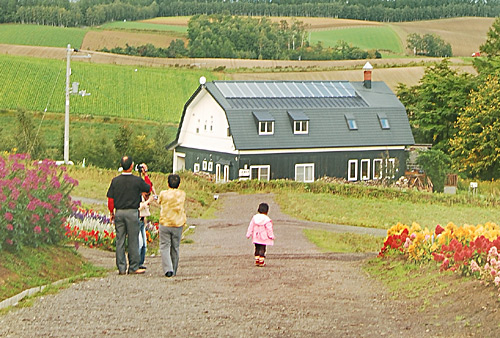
[379, 221, 500, 296]
[64, 208, 159, 251]
[0, 154, 77, 251]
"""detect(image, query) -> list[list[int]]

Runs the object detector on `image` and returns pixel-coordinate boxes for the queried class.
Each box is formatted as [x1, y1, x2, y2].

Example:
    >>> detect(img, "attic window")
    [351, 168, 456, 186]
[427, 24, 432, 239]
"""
[288, 111, 309, 135]
[345, 113, 358, 130]
[253, 111, 275, 135]
[378, 113, 390, 129]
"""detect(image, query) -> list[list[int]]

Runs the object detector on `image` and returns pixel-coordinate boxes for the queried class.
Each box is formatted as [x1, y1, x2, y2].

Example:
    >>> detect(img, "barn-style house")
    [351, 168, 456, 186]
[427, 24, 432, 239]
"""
[168, 68, 415, 183]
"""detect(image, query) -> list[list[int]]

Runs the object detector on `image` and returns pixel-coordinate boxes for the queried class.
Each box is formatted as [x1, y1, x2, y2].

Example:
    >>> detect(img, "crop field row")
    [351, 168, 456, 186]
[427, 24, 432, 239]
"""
[309, 26, 404, 56]
[0, 54, 216, 123]
[0, 24, 87, 48]
[101, 21, 188, 34]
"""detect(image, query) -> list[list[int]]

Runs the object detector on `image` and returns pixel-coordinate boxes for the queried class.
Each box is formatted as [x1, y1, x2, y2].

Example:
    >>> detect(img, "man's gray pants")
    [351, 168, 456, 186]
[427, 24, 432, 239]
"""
[115, 209, 141, 273]
[160, 225, 183, 275]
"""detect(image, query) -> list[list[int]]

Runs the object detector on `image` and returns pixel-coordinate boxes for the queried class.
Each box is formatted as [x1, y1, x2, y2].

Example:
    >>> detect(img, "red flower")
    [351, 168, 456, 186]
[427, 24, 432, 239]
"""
[435, 225, 445, 235]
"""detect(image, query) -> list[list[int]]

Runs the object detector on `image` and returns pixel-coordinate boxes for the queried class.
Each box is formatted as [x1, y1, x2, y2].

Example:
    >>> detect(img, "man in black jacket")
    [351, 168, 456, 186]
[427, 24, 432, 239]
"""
[107, 156, 152, 275]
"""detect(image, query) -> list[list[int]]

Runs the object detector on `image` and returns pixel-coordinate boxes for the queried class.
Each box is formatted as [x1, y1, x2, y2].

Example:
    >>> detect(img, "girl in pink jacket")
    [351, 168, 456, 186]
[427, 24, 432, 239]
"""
[246, 203, 275, 267]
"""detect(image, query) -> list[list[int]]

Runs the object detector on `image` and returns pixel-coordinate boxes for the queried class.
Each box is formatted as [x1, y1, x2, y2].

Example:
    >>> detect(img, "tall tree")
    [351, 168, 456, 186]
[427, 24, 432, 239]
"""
[480, 16, 500, 56]
[450, 75, 500, 180]
[397, 60, 474, 154]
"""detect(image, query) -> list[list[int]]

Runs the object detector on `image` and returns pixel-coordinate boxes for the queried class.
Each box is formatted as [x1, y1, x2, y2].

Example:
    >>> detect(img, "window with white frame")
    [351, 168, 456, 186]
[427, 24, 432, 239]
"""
[259, 121, 274, 135]
[215, 164, 221, 183]
[250, 165, 270, 181]
[288, 110, 310, 135]
[294, 120, 308, 134]
[348, 159, 358, 181]
[223, 165, 230, 182]
[387, 158, 396, 178]
[373, 159, 383, 179]
[208, 161, 213, 171]
[193, 163, 200, 173]
[253, 111, 275, 136]
[295, 163, 314, 182]
[361, 159, 370, 180]
[202, 160, 207, 171]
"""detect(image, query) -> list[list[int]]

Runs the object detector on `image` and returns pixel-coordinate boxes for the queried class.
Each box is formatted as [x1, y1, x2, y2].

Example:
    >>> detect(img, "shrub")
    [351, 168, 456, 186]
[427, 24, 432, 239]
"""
[0, 153, 78, 251]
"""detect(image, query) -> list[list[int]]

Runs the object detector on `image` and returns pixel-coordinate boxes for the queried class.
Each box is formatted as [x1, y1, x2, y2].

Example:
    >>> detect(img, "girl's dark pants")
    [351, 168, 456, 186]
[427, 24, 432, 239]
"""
[254, 243, 266, 257]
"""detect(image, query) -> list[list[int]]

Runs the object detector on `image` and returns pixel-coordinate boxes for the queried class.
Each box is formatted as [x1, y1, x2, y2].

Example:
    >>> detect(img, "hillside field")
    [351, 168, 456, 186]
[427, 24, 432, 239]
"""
[310, 26, 404, 56]
[0, 54, 219, 123]
[0, 24, 87, 48]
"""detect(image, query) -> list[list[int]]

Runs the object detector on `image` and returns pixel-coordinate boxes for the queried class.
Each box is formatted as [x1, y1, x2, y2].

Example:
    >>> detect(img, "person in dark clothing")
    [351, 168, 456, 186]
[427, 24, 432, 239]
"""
[107, 156, 152, 275]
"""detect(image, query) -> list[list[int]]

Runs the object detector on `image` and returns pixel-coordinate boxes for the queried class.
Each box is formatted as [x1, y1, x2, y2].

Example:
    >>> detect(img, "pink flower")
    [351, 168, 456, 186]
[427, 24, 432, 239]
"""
[34, 226, 41, 234]
[5, 238, 13, 245]
[495, 276, 500, 286]
[410, 233, 417, 240]
[8, 201, 15, 209]
[470, 260, 480, 272]
[491, 269, 497, 277]
[4, 212, 13, 221]
[404, 237, 411, 248]
[44, 227, 49, 233]
[6, 224, 13, 231]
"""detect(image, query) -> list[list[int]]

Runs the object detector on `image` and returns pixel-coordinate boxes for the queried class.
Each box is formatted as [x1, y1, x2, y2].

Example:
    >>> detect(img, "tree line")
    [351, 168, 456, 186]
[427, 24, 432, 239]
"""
[1, 0, 500, 27]
[397, 17, 500, 185]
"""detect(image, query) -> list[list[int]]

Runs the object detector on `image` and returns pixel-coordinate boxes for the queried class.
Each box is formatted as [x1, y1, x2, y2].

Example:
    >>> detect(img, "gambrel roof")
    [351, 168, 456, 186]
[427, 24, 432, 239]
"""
[170, 80, 414, 151]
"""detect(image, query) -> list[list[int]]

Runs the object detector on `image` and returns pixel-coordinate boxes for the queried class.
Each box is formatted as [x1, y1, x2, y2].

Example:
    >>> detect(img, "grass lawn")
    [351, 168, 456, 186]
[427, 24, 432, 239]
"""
[275, 191, 500, 230]
[0, 246, 106, 304]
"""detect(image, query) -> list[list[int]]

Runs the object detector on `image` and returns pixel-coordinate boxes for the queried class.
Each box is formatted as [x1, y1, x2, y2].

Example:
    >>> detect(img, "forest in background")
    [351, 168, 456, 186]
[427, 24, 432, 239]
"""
[0, 0, 499, 27]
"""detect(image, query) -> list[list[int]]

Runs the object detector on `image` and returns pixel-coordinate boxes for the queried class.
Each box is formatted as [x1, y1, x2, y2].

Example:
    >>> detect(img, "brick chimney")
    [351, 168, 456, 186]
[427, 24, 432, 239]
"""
[363, 62, 373, 89]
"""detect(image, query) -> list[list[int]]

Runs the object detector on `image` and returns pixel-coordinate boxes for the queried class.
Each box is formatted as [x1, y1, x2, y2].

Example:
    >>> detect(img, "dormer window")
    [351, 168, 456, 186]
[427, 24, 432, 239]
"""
[378, 113, 390, 129]
[294, 121, 308, 133]
[345, 113, 358, 130]
[253, 111, 275, 135]
[288, 111, 309, 135]
[259, 121, 274, 135]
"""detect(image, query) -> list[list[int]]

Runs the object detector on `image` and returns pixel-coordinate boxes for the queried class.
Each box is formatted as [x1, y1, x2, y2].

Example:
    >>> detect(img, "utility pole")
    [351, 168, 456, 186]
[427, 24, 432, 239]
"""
[64, 44, 91, 164]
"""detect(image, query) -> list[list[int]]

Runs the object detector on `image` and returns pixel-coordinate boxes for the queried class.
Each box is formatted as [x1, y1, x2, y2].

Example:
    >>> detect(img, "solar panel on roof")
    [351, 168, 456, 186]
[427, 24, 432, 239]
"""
[214, 81, 357, 99]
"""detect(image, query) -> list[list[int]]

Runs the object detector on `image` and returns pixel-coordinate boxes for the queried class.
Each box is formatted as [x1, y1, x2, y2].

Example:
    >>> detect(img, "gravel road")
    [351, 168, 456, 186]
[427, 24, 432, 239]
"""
[0, 193, 450, 337]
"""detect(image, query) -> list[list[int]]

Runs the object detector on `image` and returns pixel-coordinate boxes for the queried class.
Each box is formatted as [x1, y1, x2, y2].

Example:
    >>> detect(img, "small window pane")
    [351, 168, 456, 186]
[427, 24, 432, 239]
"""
[267, 122, 273, 133]
[261, 167, 269, 180]
[347, 119, 358, 130]
[380, 118, 390, 129]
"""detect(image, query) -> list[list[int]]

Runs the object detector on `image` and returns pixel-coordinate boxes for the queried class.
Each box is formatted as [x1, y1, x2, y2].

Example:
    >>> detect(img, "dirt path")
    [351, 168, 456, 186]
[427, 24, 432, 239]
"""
[0, 193, 451, 337]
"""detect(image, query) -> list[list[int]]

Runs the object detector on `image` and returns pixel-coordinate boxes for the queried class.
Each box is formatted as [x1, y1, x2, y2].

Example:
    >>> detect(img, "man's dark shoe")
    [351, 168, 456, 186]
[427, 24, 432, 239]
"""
[165, 271, 173, 277]
[139, 265, 147, 269]
[118, 271, 127, 275]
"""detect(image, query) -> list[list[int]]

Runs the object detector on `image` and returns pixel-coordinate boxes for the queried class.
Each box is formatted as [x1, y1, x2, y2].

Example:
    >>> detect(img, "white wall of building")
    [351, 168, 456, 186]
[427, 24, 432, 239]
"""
[177, 88, 236, 154]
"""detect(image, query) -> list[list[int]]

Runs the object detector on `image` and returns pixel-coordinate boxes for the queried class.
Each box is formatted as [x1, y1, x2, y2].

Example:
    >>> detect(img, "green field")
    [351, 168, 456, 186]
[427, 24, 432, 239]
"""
[310, 26, 404, 55]
[100, 21, 188, 34]
[0, 24, 87, 48]
[0, 54, 220, 123]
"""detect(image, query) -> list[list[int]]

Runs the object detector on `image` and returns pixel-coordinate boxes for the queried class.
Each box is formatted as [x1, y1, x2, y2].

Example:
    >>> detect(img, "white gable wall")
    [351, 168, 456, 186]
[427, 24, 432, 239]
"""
[178, 88, 236, 154]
